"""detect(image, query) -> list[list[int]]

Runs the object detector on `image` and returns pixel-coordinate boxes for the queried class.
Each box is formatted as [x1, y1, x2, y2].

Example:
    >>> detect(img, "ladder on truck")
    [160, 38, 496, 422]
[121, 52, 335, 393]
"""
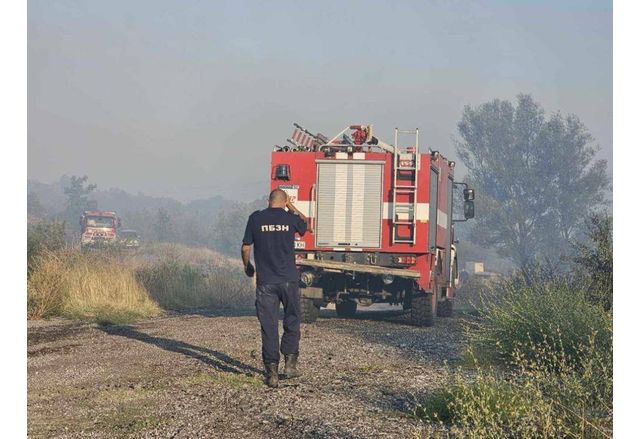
[392, 128, 419, 245]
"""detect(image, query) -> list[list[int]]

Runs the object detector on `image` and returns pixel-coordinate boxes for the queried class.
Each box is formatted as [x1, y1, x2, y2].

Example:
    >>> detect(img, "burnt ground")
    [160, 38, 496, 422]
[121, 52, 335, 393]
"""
[28, 306, 467, 438]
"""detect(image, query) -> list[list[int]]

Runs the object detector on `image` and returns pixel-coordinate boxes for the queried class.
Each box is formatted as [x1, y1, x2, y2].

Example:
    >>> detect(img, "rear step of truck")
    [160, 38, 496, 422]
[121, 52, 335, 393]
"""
[296, 259, 421, 278]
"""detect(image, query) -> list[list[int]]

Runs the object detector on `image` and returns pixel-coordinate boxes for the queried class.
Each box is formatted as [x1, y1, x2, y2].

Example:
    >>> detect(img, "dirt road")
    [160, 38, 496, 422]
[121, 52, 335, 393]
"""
[28, 307, 465, 438]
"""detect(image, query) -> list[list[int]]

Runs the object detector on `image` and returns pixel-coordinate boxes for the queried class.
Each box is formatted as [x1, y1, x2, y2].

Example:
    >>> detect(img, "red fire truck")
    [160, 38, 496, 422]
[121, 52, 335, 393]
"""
[79, 210, 121, 248]
[270, 124, 475, 326]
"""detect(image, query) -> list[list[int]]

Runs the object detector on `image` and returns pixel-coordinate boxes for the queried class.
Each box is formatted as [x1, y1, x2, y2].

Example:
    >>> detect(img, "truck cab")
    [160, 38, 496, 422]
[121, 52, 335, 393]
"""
[79, 211, 120, 248]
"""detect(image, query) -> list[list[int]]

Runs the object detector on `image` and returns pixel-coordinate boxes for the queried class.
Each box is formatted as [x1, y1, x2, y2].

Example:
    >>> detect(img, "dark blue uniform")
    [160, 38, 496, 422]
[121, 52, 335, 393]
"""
[243, 207, 307, 364]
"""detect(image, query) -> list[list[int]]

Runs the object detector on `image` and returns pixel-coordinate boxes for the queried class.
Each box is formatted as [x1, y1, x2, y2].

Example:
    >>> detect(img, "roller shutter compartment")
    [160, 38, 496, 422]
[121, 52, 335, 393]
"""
[315, 161, 383, 248]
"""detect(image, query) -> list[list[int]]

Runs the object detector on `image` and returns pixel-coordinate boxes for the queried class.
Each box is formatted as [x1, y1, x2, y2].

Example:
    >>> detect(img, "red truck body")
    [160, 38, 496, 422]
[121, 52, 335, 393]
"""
[269, 125, 473, 325]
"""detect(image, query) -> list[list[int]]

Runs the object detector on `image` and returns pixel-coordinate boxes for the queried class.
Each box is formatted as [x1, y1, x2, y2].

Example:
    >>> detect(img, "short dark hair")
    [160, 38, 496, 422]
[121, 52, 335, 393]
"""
[269, 188, 287, 203]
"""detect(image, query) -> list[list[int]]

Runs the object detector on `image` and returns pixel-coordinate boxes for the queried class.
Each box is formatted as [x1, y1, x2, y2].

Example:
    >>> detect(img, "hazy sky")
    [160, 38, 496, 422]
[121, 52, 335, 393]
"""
[28, 0, 612, 201]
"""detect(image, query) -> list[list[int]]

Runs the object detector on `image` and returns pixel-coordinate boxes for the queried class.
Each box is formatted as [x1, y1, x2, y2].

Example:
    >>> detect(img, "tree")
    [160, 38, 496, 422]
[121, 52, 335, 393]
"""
[154, 207, 175, 242]
[27, 192, 45, 221]
[572, 213, 613, 310]
[212, 197, 267, 255]
[456, 94, 609, 269]
[63, 176, 97, 232]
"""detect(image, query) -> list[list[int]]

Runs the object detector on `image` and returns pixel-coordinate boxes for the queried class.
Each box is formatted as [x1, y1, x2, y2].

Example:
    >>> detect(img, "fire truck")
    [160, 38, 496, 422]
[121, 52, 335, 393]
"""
[270, 124, 475, 326]
[79, 210, 121, 248]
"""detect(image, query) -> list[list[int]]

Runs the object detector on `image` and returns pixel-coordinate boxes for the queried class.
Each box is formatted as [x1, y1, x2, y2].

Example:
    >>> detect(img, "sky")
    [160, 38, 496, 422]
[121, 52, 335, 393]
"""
[28, 0, 612, 202]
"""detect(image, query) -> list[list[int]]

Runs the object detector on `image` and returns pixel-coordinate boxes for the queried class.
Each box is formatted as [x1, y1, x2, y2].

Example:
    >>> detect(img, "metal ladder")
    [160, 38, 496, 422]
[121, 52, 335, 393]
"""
[391, 128, 419, 245]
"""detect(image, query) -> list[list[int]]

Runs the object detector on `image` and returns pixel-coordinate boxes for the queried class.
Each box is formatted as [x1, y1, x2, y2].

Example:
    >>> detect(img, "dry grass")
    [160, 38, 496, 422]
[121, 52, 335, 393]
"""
[27, 249, 161, 324]
[27, 243, 253, 323]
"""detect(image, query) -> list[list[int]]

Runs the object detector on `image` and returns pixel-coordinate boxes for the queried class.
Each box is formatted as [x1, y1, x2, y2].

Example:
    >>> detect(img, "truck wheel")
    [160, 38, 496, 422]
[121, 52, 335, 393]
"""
[437, 298, 454, 317]
[410, 292, 435, 327]
[300, 297, 320, 323]
[335, 300, 357, 318]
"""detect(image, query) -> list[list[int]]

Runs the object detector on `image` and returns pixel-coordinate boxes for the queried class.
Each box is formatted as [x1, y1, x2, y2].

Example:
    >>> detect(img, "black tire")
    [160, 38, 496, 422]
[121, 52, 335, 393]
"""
[300, 297, 320, 323]
[335, 300, 357, 318]
[410, 292, 435, 327]
[437, 298, 454, 317]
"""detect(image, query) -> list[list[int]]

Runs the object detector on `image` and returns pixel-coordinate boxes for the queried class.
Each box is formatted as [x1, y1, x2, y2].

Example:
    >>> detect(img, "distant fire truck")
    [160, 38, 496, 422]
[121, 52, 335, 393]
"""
[270, 124, 475, 326]
[79, 211, 121, 248]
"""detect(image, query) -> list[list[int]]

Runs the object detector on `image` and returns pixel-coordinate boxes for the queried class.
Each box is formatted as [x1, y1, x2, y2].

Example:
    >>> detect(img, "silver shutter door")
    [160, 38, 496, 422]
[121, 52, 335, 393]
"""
[316, 162, 382, 248]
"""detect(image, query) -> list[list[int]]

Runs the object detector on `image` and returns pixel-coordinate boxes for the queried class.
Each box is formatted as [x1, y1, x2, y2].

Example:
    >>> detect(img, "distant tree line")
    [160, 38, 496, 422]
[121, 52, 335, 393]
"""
[27, 176, 266, 256]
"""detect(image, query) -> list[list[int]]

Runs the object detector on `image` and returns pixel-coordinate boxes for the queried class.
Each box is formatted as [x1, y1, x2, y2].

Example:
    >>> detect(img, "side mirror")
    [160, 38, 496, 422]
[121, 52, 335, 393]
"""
[464, 200, 475, 219]
[463, 188, 475, 201]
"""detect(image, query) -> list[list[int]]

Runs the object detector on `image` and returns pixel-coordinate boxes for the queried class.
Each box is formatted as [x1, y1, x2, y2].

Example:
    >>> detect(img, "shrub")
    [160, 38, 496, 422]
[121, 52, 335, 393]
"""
[134, 246, 254, 310]
[469, 271, 612, 369]
[412, 267, 613, 437]
[573, 214, 613, 310]
[27, 221, 66, 272]
[27, 249, 161, 323]
[414, 334, 612, 438]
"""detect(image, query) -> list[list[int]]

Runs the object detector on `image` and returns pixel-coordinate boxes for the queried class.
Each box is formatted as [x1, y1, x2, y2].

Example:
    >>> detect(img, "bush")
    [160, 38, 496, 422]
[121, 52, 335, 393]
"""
[131, 242, 254, 310]
[573, 214, 613, 310]
[412, 269, 613, 437]
[135, 252, 254, 310]
[27, 249, 161, 323]
[414, 336, 612, 438]
[469, 272, 612, 368]
[27, 221, 66, 271]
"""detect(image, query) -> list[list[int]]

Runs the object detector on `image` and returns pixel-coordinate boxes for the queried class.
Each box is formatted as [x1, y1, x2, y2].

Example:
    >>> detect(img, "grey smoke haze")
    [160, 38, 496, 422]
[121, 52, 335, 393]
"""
[28, 0, 612, 202]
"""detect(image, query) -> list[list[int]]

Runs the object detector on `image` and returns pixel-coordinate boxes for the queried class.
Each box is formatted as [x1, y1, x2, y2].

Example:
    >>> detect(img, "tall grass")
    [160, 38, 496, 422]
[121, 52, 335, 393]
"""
[27, 249, 161, 323]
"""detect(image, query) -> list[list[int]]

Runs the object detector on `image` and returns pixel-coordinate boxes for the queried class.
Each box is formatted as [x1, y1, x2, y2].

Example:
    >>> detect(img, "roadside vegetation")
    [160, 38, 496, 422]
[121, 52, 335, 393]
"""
[27, 227, 254, 324]
[134, 243, 254, 310]
[27, 248, 161, 324]
[412, 214, 613, 438]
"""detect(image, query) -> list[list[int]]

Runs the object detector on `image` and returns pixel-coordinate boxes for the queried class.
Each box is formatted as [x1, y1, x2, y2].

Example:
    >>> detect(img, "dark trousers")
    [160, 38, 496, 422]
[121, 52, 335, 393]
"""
[255, 281, 301, 364]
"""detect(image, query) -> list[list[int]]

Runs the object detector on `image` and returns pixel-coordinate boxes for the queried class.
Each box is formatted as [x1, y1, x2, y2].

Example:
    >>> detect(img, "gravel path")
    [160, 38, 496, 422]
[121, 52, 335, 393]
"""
[28, 307, 466, 438]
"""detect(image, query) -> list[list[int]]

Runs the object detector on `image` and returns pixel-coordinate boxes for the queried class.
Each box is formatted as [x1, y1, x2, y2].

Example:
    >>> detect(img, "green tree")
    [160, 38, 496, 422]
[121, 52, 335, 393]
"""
[63, 176, 97, 232]
[456, 94, 609, 269]
[573, 213, 613, 310]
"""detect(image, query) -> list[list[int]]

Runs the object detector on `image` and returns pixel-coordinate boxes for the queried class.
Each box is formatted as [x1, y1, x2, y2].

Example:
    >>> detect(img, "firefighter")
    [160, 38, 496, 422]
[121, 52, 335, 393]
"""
[241, 188, 308, 388]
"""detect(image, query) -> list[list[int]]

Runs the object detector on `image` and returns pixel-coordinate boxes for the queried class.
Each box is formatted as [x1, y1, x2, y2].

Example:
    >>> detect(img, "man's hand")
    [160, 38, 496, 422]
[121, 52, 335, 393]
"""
[286, 195, 302, 216]
[241, 243, 254, 277]
[244, 261, 255, 278]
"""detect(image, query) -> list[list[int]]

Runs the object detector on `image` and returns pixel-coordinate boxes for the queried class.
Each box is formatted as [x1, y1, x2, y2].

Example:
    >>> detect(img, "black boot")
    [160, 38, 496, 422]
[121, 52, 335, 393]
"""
[264, 362, 279, 388]
[283, 354, 302, 379]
